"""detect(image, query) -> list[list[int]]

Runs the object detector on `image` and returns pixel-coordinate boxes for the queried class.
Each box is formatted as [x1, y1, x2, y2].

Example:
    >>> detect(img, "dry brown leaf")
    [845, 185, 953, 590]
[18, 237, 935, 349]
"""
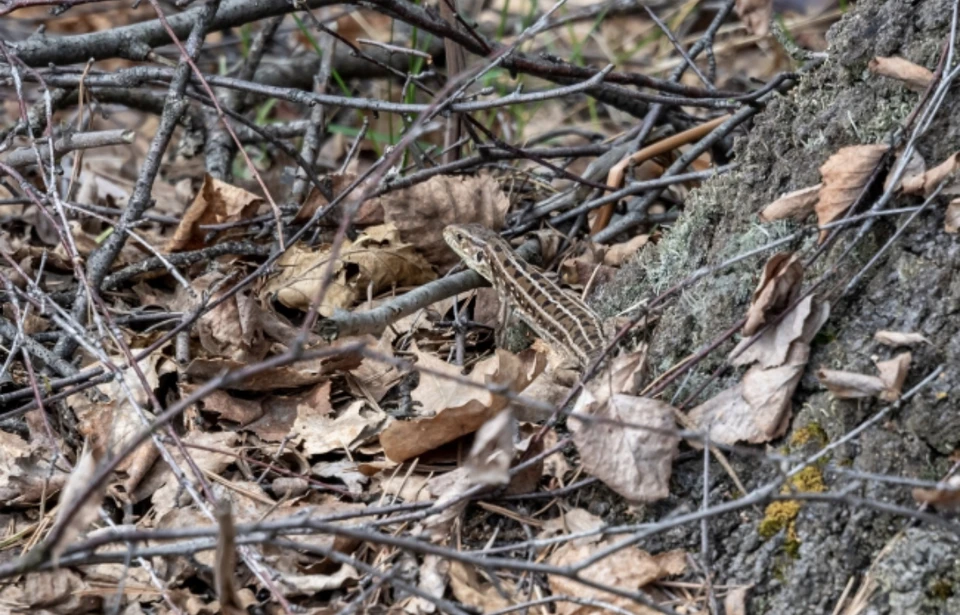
[420, 468, 473, 538]
[570, 393, 679, 503]
[146, 431, 239, 516]
[166, 175, 262, 252]
[464, 409, 516, 487]
[50, 435, 107, 564]
[348, 331, 404, 402]
[876, 352, 911, 402]
[295, 397, 386, 456]
[561, 251, 616, 289]
[695, 299, 827, 445]
[588, 348, 647, 403]
[8, 570, 97, 613]
[901, 152, 960, 196]
[885, 148, 926, 193]
[724, 586, 751, 615]
[194, 389, 264, 426]
[734, 296, 829, 369]
[603, 233, 649, 266]
[276, 565, 360, 596]
[873, 330, 930, 347]
[817, 368, 886, 399]
[295, 172, 384, 226]
[178, 272, 266, 362]
[448, 561, 515, 613]
[261, 224, 436, 316]
[0, 430, 67, 505]
[406, 554, 450, 615]
[68, 352, 171, 495]
[733, 294, 811, 368]
[517, 369, 572, 422]
[816, 144, 889, 241]
[506, 424, 546, 495]
[818, 352, 910, 402]
[541, 508, 604, 546]
[249, 382, 333, 442]
[868, 56, 934, 92]
[185, 341, 363, 391]
[735, 0, 773, 35]
[548, 538, 687, 615]
[691, 343, 808, 445]
[381, 174, 510, 270]
[912, 476, 960, 511]
[743, 252, 803, 336]
[379, 346, 544, 462]
[946, 199, 960, 233]
[759, 184, 821, 222]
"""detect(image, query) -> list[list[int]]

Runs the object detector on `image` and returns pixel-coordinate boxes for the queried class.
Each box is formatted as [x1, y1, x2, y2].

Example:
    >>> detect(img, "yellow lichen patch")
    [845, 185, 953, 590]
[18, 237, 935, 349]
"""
[758, 466, 827, 555]
[789, 423, 828, 448]
[791, 466, 827, 493]
[758, 500, 801, 539]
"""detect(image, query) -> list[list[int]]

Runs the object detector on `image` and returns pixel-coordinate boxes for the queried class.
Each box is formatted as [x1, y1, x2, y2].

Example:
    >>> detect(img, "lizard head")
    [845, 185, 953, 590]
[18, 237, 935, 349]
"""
[442, 223, 501, 280]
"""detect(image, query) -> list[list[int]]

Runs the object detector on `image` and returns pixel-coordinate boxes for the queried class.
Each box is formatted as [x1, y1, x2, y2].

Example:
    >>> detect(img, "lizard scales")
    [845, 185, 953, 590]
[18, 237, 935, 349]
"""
[443, 224, 608, 368]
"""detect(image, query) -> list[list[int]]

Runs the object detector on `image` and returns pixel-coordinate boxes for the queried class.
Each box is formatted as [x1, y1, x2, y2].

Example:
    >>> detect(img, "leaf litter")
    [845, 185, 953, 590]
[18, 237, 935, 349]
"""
[2, 2, 943, 613]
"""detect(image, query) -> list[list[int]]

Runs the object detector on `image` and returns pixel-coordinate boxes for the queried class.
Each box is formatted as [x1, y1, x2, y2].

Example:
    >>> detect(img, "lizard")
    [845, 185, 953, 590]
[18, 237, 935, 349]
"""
[442, 223, 611, 377]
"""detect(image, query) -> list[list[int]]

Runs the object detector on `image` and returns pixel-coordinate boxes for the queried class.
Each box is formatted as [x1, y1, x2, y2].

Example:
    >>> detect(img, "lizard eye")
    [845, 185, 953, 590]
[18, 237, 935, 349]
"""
[475, 252, 484, 262]
[455, 233, 463, 242]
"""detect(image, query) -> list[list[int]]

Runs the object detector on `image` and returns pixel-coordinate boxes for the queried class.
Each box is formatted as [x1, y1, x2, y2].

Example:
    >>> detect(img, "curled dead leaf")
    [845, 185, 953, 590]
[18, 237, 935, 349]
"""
[184, 339, 363, 391]
[817, 352, 910, 402]
[50, 436, 107, 564]
[885, 148, 926, 193]
[464, 408, 517, 487]
[816, 144, 889, 241]
[548, 538, 687, 615]
[735, 0, 773, 35]
[875, 352, 911, 402]
[759, 184, 821, 223]
[0, 430, 67, 505]
[167, 175, 262, 252]
[817, 369, 886, 399]
[946, 199, 960, 233]
[912, 475, 960, 511]
[448, 561, 515, 613]
[874, 330, 930, 347]
[869, 56, 934, 92]
[691, 343, 809, 446]
[901, 152, 960, 196]
[294, 396, 385, 456]
[261, 224, 436, 316]
[177, 271, 267, 362]
[603, 233, 650, 267]
[379, 346, 544, 462]
[743, 252, 803, 336]
[732, 295, 828, 369]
